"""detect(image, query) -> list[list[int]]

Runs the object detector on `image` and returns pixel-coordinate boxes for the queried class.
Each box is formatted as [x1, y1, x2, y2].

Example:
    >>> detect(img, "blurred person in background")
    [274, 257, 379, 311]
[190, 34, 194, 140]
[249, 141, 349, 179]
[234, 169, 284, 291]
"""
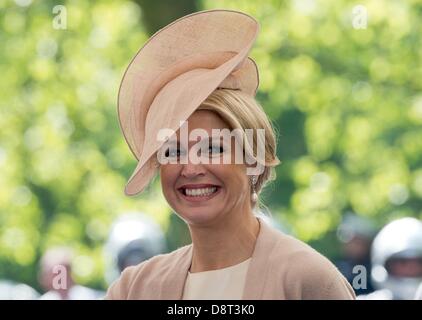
[0, 280, 39, 300]
[358, 217, 422, 300]
[38, 246, 104, 300]
[104, 212, 167, 285]
[335, 212, 377, 296]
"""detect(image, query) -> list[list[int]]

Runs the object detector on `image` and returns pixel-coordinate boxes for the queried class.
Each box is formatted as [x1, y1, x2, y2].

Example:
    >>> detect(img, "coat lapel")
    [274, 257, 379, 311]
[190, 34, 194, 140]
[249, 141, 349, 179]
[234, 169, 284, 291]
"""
[159, 244, 193, 299]
[242, 217, 277, 299]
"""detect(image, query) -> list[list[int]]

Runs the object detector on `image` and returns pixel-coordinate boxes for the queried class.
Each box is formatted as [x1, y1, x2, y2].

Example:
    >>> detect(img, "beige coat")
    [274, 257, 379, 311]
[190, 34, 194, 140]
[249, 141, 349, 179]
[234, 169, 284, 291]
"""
[105, 217, 356, 300]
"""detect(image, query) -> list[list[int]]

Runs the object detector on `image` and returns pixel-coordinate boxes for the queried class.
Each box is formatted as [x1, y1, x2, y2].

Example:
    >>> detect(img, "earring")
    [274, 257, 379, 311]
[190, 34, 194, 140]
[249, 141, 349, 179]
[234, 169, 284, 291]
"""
[251, 175, 258, 202]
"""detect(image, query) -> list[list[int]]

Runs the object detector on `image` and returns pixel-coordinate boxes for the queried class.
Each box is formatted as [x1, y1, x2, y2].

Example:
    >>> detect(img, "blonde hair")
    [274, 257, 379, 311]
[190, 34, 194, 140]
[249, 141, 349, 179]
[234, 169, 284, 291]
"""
[198, 88, 280, 208]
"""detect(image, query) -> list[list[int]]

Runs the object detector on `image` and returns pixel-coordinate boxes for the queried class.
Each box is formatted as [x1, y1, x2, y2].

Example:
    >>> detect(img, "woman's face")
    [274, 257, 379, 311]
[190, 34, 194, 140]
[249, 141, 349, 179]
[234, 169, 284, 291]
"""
[159, 110, 251, 226]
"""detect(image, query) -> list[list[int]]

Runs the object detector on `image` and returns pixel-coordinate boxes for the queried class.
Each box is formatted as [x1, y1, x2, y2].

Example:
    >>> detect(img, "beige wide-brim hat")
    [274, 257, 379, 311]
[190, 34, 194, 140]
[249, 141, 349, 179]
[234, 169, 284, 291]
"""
[118, 9, 260, 196]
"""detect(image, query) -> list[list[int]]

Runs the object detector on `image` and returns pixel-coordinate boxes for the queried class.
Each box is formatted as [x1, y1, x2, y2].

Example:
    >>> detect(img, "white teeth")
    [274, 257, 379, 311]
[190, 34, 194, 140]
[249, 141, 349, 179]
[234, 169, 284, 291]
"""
[185, 187, 217, 197]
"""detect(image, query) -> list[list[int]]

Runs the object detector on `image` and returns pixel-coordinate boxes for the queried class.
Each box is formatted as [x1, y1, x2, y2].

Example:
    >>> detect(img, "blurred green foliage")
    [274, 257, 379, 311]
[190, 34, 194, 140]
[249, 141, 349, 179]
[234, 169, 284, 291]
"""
[204, 0, 422, 256]
[0, 0, 422, 291]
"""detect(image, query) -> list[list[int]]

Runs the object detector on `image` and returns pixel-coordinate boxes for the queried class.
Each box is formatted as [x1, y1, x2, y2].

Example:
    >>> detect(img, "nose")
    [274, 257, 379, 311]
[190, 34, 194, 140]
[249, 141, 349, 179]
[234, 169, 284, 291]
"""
[180, 160, 206, 179]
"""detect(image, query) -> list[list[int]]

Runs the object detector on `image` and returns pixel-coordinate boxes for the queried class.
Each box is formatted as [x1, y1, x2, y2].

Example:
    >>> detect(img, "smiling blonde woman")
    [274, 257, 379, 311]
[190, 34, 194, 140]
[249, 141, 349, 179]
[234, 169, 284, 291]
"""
[106, 9, 355, 300]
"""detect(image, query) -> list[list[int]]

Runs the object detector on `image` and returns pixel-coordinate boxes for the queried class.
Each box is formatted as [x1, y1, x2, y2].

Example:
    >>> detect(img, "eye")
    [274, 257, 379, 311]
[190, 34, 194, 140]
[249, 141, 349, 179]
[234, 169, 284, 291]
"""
[209, 145, 224, 154]
[202, 144, 225, 157]
[165, 147, 181, 158]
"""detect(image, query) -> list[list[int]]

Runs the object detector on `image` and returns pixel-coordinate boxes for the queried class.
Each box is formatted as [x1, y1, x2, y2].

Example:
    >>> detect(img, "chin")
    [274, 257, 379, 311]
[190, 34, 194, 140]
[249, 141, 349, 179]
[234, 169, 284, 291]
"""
[176, 207, 223, 226]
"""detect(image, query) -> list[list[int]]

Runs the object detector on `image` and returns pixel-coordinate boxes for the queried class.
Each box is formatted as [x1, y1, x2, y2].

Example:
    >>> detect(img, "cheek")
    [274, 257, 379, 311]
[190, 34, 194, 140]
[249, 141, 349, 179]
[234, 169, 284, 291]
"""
[216, 164, 248, 191]
[160, 166, 178, 196]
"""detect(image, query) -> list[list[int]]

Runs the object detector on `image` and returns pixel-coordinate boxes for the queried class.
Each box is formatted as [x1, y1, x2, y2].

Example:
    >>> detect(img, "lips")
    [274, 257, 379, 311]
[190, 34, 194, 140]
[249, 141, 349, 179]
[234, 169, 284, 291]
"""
[179, 183, 220, 189]
[177, 184, 221, 202]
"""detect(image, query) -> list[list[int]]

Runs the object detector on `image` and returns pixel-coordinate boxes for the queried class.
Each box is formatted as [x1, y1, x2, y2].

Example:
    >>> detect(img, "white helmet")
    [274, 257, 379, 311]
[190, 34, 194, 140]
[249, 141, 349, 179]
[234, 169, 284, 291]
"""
[371, 217, 422, 299]
[104, 212, 167, 284]
[415, 282, 422, 300]
[0, 280, 40, 300]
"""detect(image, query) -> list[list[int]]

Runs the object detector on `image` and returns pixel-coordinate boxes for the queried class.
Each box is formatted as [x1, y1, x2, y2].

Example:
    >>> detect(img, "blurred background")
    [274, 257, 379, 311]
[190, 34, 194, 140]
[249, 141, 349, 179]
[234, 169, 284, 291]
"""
[1, 0, 422, 299]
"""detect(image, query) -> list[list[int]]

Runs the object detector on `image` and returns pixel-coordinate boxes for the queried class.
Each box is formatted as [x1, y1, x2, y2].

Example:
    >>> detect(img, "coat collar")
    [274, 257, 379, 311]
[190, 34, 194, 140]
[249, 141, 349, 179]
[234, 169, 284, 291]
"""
[159, 216, 278, 299]
[242, 217, 279, 299]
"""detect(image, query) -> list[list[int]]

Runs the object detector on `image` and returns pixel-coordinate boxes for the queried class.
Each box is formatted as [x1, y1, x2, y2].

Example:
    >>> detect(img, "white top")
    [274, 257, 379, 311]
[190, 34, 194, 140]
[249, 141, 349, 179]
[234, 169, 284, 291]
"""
[182, 258, 251, 300]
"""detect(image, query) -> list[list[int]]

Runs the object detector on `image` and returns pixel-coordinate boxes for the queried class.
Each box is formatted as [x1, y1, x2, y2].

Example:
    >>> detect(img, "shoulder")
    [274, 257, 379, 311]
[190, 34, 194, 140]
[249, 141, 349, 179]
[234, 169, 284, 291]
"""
[265, 228, 355, 299]
[105, 245, 191, 300]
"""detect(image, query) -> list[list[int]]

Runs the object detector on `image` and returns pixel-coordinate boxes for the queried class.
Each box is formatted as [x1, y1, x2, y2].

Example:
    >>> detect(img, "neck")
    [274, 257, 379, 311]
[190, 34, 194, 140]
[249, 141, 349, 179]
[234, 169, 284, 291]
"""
[188, 207, 260, 273]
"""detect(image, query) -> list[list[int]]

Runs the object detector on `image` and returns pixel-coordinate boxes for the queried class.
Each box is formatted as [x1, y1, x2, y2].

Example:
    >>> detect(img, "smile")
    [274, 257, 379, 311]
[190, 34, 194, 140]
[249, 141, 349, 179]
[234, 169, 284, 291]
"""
[178, 184, 221, 202]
